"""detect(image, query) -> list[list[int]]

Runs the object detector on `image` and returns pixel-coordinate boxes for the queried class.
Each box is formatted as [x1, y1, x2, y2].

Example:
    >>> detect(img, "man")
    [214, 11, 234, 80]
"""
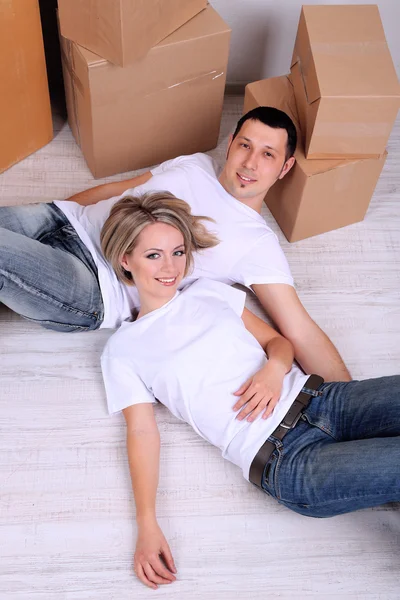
[0, 107, 350, 380]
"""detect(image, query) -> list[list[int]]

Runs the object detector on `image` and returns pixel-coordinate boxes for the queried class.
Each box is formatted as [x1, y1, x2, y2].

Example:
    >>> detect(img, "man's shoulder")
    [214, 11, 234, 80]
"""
[153, 152, 219, 179]
[184, 152, 218, 173]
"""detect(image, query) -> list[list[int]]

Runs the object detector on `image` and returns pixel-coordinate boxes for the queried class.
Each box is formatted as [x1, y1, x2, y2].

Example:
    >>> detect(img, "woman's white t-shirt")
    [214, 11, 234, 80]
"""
[54, 153, 293, 329]
[101, 279, 308, 481]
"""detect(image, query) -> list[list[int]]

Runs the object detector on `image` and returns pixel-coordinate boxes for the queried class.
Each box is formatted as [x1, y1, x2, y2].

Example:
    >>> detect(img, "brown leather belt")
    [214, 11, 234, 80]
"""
[249, 374, 324, 488]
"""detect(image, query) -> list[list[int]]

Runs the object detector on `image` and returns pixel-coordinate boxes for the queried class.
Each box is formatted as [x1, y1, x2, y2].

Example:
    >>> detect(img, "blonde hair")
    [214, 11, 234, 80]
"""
[100, 191, 219, 285]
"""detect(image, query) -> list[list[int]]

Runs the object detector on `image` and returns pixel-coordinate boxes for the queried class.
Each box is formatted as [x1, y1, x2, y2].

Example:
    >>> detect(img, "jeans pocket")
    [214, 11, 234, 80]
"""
[260, 448, 281, 498]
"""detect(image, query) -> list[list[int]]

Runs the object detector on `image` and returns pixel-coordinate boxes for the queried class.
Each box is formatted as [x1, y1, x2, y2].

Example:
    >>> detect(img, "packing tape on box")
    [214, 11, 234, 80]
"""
[143, 70, 225, 98]
[90, 68, 226, 109]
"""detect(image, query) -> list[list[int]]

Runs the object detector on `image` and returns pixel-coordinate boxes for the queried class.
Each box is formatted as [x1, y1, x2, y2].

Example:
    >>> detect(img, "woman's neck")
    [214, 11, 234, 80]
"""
[136, 290, 177, 320]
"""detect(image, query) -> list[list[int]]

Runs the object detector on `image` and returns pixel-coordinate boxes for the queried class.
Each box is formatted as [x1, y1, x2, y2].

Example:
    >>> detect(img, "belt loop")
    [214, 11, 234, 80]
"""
[301, 386, 323, 397]
[249, 374, 324, 488]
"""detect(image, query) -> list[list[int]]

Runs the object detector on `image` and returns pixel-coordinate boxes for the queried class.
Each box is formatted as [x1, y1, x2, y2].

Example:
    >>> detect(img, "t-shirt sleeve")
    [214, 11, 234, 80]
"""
[230, 233, 294, 288]
[101, 354, 155, 415]
[150, 156, 184, 176]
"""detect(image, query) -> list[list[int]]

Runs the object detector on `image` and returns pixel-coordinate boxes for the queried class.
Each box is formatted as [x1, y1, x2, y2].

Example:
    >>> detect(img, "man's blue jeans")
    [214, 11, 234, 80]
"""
[261, 376, 400, 517]
[0, 203, 104, 332]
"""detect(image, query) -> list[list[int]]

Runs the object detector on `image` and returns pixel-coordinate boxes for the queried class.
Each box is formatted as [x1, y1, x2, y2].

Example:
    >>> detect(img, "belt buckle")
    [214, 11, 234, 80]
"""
[280, 409, 303, 430]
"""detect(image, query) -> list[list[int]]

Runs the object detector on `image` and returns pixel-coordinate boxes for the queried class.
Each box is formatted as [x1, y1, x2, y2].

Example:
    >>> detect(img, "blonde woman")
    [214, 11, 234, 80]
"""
[100, 192, 400, 590]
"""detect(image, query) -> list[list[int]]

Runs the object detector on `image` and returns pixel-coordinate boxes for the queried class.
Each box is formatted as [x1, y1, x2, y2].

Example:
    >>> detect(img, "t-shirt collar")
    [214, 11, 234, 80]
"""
[214, 168, 265, 224]
[132, 290, 181, 324]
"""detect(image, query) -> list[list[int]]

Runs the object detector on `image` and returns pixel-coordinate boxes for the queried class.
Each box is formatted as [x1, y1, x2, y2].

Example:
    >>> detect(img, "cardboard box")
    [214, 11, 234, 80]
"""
[291, 5, 400, 160]
[1, 0, 53, 173]
[60, 5, 230, 179]
[58, 0, 208, 67]
[244, 76, 387, 242]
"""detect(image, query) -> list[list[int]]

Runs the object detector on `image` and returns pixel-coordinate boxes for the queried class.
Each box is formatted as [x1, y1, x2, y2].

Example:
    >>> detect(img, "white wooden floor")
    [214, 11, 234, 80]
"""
[1, 96, 399, 600]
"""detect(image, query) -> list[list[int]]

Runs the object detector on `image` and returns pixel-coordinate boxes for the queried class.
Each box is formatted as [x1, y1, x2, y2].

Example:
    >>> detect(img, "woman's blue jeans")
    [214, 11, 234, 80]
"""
[261, 376, 400, 517]
[0, 203, 104, 332]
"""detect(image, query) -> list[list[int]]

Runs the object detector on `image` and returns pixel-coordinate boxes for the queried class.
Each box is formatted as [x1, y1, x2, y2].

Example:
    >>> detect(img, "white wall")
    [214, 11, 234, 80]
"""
[210, 0, 400, 85]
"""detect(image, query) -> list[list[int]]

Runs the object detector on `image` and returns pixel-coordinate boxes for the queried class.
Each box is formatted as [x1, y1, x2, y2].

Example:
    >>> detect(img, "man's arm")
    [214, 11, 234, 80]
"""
[66, 171, 153, 206]
[252, 283, 351, 381]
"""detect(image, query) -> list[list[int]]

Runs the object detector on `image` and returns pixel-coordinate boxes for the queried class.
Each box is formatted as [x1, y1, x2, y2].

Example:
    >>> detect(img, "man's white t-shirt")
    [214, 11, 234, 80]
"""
[55, 153, 293, 328]
[101, 279, 308, 481]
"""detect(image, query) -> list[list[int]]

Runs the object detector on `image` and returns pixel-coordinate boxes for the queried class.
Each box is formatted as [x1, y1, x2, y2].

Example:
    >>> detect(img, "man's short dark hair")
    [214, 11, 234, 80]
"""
[232, 107, 297, 161]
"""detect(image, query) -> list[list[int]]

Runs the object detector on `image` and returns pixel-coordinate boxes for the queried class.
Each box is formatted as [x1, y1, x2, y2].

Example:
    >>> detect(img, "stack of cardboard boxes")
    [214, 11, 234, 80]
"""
[244, 5, 400, 241]
[1, 0, 53, 174]
[58, 1, 231, 178]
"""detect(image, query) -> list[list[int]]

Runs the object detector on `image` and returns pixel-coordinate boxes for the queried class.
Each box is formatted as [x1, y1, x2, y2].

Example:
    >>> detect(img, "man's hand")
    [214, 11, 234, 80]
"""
[233, 361, 286, 422]
[134, 520, 177, 589]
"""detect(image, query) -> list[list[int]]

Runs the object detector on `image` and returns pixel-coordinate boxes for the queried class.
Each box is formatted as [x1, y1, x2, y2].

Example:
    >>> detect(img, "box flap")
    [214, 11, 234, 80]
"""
[245, 76, 300, 132]
[245, 75, 380, 176]
[74, 5, 231, 68]
[158, 4, 231, 46]
[292, 5, 400, 103]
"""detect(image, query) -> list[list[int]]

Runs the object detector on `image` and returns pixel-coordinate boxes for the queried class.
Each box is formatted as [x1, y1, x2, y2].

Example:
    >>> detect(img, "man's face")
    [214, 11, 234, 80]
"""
[219, 119, 295, 208]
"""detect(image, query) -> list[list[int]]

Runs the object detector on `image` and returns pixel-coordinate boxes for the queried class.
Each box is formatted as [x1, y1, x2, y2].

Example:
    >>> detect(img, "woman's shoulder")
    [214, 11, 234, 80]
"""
[101, 321, 139, 361]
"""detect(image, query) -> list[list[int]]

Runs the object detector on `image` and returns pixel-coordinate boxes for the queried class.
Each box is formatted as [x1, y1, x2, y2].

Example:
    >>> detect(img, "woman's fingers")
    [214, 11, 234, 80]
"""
[245, 394, 270, 421]
[135, 562, 158, 590]
[237, 392, 265, 420]
[233, 389, 254, 412]
[161, 543, 177, 574]
[135, 551, 176, 589]
[233, 377, 252, 399]
[236, 392, 278, 421]
[233, 381, 261, 411]
[150, 555, 176, 583]
[262, 397, 279, 419]
[248, 395, 278, 422]
[142, 560, 175, 587]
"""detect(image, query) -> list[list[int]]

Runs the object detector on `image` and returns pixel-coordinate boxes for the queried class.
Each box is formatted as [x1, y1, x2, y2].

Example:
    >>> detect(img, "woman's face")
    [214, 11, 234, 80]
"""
[121, 222, 187, 304]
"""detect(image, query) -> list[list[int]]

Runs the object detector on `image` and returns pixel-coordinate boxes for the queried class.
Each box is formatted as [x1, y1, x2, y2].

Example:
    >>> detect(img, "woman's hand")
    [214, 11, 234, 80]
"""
[134, 520, 177, 589]
[233, 361, 286, 422]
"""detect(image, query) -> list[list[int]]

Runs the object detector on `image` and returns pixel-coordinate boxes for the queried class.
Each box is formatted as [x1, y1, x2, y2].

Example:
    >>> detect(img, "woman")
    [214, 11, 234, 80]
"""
[100, 192, 400, 590]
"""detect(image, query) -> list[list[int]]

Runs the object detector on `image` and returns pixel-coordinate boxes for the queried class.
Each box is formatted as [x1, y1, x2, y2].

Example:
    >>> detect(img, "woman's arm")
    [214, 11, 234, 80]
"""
[232, 307, 295, 422]
[241, 307, 294, 366]
[123, 403, 177, 589]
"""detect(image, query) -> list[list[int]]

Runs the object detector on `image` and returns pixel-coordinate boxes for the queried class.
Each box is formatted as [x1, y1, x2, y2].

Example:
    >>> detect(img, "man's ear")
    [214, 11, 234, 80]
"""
[278, 156, 295, 180]
[226, 134, 233, 160]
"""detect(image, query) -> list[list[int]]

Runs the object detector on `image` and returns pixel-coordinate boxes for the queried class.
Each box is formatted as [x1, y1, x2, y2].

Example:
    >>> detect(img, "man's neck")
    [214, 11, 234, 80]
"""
[233, 194, 264, 214]
[217, 174, 264, 214]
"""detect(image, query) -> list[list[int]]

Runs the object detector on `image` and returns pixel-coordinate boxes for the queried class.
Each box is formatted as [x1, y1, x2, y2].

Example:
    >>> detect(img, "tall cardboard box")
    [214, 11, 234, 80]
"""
[244, 76, 387, 242]
[1, 0, 53, 173]
[291, 5, 400, 159]
[60, 5, 231, 179]
[58, 0, 208, 67]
